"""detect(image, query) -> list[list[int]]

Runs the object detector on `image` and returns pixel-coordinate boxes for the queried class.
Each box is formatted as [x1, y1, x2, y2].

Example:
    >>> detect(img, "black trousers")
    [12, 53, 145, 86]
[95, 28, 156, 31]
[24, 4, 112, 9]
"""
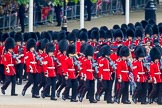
[0, 64, 5, 82]
[19, 15, 25, 33]
[149, 83, 162, 103]
[15, 63, 24, 84]
[133, 82, 147, 103]
[23, 73, 39, 96]
[43, 77, 56, 98]
[55, 5, 62, 25]
[103, 80, 113, 102]
[85, 0, 92, 20]
[117, 81, 129, 102]
[56, 74, 63, 90]
[1, 75, 16, 94]
[38, 72, 46, 91]
[86, 80, 95, 102]
[121, 0, 126, 15]
[77, 77, 85, 94]
[63, 79, 78, 100]
[57, 76, 66, 93]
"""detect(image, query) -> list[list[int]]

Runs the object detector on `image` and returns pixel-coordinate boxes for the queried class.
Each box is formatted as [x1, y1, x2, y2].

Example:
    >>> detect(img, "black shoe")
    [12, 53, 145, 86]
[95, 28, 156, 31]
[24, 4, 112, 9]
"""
[45, 94, 51, 97]
[62, 95, 66, 101]
[67, 96, 71, 99]
[123, 100, 131, 104]
[41, 92, 45, 98]
[141, 102, 148, 105]
[95, 94, 100, 101]
[132, 98, 137, 104]
[32, 95, 40, 98]
[22, 89, 26, 96]
[107, 100, 114, 104]
[85, 19, 91, 21]
[90, 100, 97, 103]
[148, 98, 153, 104]
[11, 94, 18, 96]
[51, 97, 57, 101]
[56, 24, 61, 27]
[116, 98, 120, 104]
[79, 96, 83, 102]
[56, 92, 60, 98]
[1, 88, 5, 95]
[71, 99, 78, 102]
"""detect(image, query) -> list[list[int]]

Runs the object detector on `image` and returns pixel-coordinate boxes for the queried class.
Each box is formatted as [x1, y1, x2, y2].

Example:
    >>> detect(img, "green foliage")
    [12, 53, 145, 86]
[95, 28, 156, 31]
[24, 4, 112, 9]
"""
[17, 0, 29, 5]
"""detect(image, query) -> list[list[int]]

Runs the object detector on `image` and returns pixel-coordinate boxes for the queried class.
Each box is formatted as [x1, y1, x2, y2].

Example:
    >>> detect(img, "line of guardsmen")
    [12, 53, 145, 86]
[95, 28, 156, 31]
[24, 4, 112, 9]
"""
[1, 19, 162, 105]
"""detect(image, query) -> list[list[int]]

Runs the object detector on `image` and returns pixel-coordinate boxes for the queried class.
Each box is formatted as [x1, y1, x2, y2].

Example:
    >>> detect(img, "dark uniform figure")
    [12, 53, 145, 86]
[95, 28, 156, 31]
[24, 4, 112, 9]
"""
[121, 0, 126, 15]
[85, 0, 92, 21]
[1, 37, 18, 96]
[55, 4, 62, 26]
[18, 4, 25, 33]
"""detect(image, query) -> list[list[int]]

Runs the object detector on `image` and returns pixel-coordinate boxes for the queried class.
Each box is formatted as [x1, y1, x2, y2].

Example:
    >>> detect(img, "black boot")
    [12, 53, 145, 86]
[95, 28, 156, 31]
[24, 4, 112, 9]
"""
[22, 89, 26, 96]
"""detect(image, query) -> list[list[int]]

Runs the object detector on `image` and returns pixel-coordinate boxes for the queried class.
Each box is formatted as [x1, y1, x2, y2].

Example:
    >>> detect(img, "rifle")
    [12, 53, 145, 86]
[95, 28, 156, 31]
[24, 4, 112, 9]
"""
[11, 52, 21, 64]
[34, 50, 43, 65]
[52, 56, 61, 66]
[69, 54, 81, 71]
[106, 57, 117, 70]
[91, 58, 98, 73]
[126, 59, 133, 70]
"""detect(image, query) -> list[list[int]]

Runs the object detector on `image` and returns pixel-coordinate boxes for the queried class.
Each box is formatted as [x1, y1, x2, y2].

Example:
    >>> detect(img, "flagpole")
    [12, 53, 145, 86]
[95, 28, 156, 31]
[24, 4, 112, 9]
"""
[80, 0, 84, 29]
[29, 0, 33, 32]
[125, 0, 129, 24]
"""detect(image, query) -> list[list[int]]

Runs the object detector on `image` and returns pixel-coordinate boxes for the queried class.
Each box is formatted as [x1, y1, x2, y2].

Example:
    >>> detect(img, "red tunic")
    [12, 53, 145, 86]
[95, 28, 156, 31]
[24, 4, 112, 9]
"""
[2, 52, 16, 76]
[14, 45, 27, 63]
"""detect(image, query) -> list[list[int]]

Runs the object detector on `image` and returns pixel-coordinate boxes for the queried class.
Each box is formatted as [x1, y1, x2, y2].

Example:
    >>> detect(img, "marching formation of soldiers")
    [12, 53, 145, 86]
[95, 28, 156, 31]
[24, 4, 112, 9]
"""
[1, 19, 162, 105]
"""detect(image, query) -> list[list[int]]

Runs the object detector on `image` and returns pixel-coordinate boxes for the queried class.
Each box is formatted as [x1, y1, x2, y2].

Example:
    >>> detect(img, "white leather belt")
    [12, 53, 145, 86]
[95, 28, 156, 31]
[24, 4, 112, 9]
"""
[68, 69, 75, 71]
[138, 72, 145, 75]
[154, 72, 161, 75]
[121, 71, 129, 73]
[47, 67, 55, 69]
[87, 69, 94, 72]
[103, 69, 110, 71]
[30, 62, 37, 64]
[7, 64, 14, 66]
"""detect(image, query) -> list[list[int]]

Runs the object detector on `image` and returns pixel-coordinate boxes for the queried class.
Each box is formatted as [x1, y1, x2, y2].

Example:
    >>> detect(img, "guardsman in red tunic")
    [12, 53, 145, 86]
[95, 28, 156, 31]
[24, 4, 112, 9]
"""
[1, 37, 18, 96]
[14, 32, 26, 85]
[55, 40, 69, 98]
[37, 39, 49, 92]
[41, 43, 57, 100]
[98, 45, 115, 103]
[80, 45, 97, 103]
[132, 46, 148, 104]
[22, 38, 40, 98]
[111, 29, 123, 48]
[149, 47, 162, 105]
[116, 46, 131, 104]
[124, 28, 134, 47]
[143, 25, 152, 45]
[151, 25, 159, 46]
[134, 28, 143, 46]
[62, 45, 78, 102]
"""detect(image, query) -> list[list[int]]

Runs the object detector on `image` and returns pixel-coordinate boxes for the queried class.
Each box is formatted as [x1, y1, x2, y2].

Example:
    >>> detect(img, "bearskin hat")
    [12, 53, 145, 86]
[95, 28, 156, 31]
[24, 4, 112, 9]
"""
[159, 25, 162, 34]
[119, 46, 130, 57]
[67, 45, 76, 55]
[145, 24, 153, 36]
[67, 32, 76, 43]
[30, 32, 38, 42]
[36, 32, 41, 40]
[128, 23, 135, 31]
[150, 47, 161, 61]
[85, 45, 94, 56]
[9, 31, 16, 39]
[46, 43, 55, 53]
[80, 43, 88, 54]
[2, 33, 10, 42]
[134, 46, 146, 58]
[79, 31, 88, 42]
[113, 25, 120, 30]
[153, 39, 159, 46]
[135, 22, 142, 28]
[101, 45, 111, 56]
[141, 20, 148, 29]
[40, 38, 49, 50]
[26, 38, 36, 51]
[121, 24, 128, 30]
[148, 19, 156, 26]
[43, 31, 52, 42]
[135, 27, 143, 38]
[99, 29, 106, 39]
[72, 29, 80, 39]
[152, 24, 159, 35]
[117, 45, 123, 56]
[58, 30, 67, 41]
[58, 39, 68, 52]
[100, 26, 108, 32]
[121, 28, 127, 39]
[52, 31, 59, 41]
[114, 29, 123, 39]
[126, 28, 135, 38]
[15, 32, 23, 42]
[5, 37, 15, 51]
[91, 29, 100, 41]
[106, 29, 113, 39]
[36, 40, 41, 50]
[24, 32, 30, 42]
